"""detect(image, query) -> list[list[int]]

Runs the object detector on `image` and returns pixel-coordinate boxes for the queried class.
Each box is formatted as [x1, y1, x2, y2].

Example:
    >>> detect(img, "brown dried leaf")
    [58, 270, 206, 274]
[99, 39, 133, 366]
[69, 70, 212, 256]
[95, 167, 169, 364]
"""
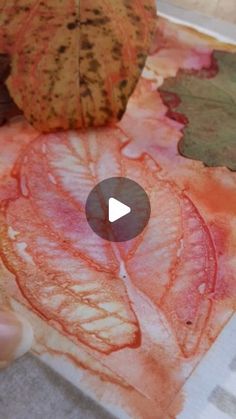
[0, 0, 156, 131]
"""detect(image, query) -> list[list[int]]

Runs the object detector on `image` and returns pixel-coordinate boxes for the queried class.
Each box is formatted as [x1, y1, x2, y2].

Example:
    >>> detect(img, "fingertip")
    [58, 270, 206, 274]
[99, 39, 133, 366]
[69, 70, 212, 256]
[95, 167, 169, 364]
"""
[13, 314, 34, 360]
[0, 310, 33, 365]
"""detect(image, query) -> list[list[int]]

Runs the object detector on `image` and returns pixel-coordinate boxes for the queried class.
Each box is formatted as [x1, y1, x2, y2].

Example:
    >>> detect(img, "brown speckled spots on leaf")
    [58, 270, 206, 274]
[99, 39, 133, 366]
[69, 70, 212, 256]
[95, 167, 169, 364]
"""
[88, 59, 100, 72]
[100, 106, 113, 117]
[67, 21, 79, 30]
[58, 45, 67, 53]
[0, 0, 156, 131]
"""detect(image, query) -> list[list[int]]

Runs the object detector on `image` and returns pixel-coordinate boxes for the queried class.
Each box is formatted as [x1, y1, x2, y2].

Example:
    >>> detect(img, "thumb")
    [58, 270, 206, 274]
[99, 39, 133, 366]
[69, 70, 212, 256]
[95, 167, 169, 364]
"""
[0, 310, 33, 367]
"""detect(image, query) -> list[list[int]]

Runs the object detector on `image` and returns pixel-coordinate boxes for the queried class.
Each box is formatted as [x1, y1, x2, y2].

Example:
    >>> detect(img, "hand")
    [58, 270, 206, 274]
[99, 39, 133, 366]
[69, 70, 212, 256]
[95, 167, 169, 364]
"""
[0, 309, 33, 368]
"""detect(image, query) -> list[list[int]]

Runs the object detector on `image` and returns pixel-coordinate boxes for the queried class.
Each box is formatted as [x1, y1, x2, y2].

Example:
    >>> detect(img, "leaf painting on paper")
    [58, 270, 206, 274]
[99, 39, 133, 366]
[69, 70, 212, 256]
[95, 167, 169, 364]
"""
[0, 16, 236, 419]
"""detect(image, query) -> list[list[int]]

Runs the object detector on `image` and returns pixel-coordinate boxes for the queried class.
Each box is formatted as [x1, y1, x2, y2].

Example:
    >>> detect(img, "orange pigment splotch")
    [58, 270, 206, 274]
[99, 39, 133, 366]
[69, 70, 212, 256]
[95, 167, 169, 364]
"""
[187, 173, 236, 216]
[209, 221, 232, 258]
[33, 344, 131, 388]
[192, 180, 236, 305]
[34, 341, 183, 419]
[213, 274, 236, 304]
[206, 221, 236, 306]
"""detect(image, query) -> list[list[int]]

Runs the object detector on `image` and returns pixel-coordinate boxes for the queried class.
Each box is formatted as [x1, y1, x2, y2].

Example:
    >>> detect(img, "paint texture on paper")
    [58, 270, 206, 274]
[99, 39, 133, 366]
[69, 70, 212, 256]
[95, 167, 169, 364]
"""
[0, 17, 236, 419]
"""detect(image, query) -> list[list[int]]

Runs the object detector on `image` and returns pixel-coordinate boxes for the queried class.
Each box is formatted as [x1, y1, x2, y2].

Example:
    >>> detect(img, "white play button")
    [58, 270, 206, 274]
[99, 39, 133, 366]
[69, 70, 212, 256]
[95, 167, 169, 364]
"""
[108, 197, 131, 223]
[86, 177, 151, 242]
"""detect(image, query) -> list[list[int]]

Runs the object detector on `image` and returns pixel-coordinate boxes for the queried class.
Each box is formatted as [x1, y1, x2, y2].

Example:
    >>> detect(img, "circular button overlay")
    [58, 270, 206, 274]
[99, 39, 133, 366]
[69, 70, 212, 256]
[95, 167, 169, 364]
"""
[85, 177, 151, 242]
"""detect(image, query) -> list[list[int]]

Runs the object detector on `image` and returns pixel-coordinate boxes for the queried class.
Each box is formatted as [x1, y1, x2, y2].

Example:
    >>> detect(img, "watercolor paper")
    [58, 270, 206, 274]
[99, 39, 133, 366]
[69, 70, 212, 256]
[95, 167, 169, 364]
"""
[0, 17, 235, 419]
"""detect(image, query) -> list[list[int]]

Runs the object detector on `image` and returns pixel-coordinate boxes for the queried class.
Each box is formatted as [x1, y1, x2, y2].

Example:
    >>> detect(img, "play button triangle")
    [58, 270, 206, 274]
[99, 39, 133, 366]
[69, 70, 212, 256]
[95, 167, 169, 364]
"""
[86, 177, 151, 242]
[108, 197, 131, 223]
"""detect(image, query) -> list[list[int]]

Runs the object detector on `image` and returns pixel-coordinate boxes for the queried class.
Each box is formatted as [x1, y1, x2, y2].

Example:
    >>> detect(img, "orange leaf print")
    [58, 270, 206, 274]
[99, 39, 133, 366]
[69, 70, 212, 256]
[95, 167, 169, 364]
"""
[0, 125, 218, 360]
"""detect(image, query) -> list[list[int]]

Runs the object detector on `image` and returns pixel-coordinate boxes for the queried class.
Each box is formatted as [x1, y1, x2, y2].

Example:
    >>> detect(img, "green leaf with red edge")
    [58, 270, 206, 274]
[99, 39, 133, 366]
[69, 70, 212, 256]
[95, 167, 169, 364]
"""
[160, 51, 236, 171]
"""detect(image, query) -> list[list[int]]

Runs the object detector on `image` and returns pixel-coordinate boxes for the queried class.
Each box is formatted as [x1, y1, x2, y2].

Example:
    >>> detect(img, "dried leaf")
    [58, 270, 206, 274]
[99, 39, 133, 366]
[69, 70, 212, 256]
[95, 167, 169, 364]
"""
[0, 0, 156, 131]
[160, 51, 236, 170]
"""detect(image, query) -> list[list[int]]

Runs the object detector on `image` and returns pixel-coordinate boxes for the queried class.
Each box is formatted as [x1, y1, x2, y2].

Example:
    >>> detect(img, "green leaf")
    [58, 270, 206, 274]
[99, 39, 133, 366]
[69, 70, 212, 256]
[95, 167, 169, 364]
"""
[160, 51, 236, 171]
